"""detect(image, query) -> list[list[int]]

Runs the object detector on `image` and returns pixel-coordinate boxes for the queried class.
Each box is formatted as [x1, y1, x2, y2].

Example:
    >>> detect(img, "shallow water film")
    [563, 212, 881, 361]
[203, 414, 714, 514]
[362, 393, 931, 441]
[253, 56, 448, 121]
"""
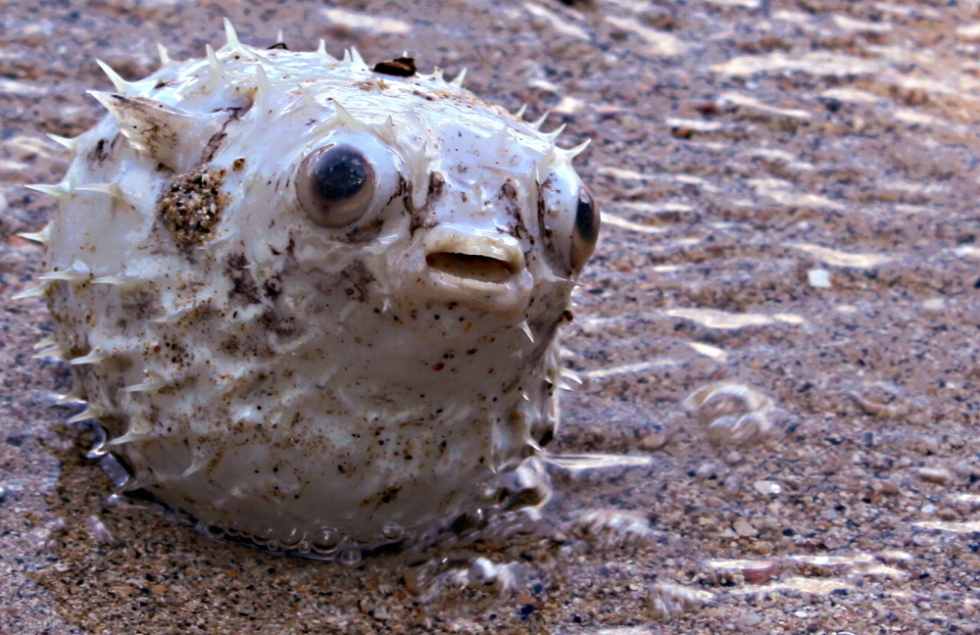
[2, 1, 979, 633]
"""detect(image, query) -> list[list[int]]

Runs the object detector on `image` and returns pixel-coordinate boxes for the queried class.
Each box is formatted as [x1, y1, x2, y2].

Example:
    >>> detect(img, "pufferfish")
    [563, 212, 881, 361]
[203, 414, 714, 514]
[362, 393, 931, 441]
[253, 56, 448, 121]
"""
[20, 21, 600, 557]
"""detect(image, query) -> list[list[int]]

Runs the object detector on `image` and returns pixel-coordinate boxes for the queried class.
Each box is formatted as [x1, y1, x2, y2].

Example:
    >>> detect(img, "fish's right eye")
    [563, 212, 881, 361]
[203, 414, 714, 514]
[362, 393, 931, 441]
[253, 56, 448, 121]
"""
[297, 143, 376, 228]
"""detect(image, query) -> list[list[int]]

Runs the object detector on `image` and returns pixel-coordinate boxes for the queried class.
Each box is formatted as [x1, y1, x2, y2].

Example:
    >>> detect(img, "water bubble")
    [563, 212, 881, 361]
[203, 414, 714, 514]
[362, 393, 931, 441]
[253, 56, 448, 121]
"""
[410, 555, 522, 611]
[98, 454, 134, 489]
[278, 527, 302, 550]
[468, 557, 499, 584]
[106, 494, 126, 507]
[685, 382, 774, 446]
[646, 582, 715, 621]
[848, 380, 928, 422]
[338, 547, 362, 567]
[449, 509, 487, 538]
[463, 558, 516, 598]
[85, 514, 116, 546]
[311, 529, 342, 554]
[496, 457, 551, 510]
[40, 517, 66, 554]
[382, 523, 405, 542]
[573, 509, 661, 550]
[85, 433, 108, 459]
[253, 525, 277, 540]
[204, 525, 226, 540]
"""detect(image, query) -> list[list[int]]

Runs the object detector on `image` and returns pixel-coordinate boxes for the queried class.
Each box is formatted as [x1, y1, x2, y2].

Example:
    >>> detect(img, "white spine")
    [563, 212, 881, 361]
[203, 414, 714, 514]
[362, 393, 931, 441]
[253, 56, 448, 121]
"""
[68, 406, 99, 424]
[69, 351, 105, 366]
[223, 18, 246, 54]
[17, 223, 52, 245]
[156, 43, 171, 67]
[96, 59, 133, 93]
[450, 68, 467, 88]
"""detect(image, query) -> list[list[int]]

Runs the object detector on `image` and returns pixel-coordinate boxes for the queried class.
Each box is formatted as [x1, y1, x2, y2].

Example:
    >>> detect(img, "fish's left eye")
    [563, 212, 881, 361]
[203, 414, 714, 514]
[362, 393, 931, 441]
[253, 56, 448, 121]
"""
[539, 173, 601, 276]
[297, 144, 376, 228]
[571, 187, 599, 272]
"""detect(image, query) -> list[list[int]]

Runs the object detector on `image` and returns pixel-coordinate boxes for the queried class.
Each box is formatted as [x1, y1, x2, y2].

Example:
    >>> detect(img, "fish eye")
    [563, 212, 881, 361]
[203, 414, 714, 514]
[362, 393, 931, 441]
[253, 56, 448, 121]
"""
[539, 173, 601, 275]
[297, 144, 376, 228]
[571, 186, 599, 272]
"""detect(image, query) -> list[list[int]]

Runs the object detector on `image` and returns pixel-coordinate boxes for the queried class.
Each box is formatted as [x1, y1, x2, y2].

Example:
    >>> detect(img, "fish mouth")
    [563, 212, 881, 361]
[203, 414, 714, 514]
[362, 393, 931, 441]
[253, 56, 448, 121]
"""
[416, 226, 532, 314]
[425, 249, 520, 285]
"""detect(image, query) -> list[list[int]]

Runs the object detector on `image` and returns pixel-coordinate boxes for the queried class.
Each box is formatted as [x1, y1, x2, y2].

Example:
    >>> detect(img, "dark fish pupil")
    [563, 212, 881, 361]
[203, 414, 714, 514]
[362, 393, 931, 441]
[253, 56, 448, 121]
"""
[575, 190, 598, 244]
[315, 148, 367, 201]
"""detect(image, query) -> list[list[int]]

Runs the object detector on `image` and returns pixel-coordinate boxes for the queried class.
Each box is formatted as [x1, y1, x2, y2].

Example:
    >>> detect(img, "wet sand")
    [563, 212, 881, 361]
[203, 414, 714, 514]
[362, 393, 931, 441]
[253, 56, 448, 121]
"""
[1, 0, 979, 633]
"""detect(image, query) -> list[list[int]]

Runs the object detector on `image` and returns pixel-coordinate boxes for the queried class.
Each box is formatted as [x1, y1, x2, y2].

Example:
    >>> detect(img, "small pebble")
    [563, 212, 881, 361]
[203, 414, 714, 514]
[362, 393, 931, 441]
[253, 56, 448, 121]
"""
[639, 431, 671, 451]
[880, 480, 900, 495]
[733, 518, 758, 538]
[807, 268, 831, 288]
[921, 297, 946, 314]
[743, 560, 781, 584]
[910, 436, 941, 455]
[917, 466, 952, 484]
[696, 462, 718, 478]
[402, 568, 424, 596]
[739, 611, 764, 626]
[753, 480, 782, 495]
[874, 550, 914, 566]
[724, 475, 742, 494]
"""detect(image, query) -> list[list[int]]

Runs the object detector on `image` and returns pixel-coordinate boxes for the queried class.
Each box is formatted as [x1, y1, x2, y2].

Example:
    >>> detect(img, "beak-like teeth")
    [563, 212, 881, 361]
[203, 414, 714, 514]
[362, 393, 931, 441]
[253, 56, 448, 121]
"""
[426, 251, 516, 284]
[423, 229, 525, 285]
